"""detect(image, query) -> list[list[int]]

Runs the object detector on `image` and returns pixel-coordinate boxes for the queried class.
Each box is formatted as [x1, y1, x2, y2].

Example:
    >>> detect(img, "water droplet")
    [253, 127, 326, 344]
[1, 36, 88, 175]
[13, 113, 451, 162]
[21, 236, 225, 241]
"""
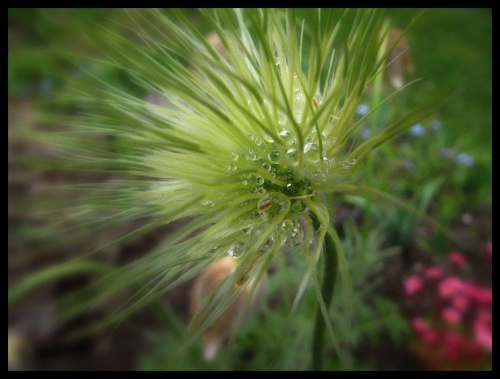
[264, 134, 275, 143]
[341, 158, 357, 170]
[254, 135, 263, 146]
[286, 183, 295, 192]
[256, 176, 265, 185]
[268, 150, 280, 163]
[231, 152, 239, 161]
[289, 227, 303, 246]
[304, 142, 318, 154]
[227, 164, 237, 171]
[242, 180, 248, 186]
[202, 200, 215, 207]
[262, 162, 271, 171]
[228, 242, 243, 257]
[278, 112, 288, 126]
[281, 219, 294, 231]
[275, 56, 280, 66]
[257, 187, 266, 194]
[279, 130, 293, 144]
[247, 150, 257, 161]
[286, 148, 298, 161]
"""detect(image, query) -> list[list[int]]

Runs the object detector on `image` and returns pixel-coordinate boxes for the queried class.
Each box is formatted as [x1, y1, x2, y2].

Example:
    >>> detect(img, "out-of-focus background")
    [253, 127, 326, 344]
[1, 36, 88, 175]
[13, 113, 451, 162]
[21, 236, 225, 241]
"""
[8, 9, 491, 370]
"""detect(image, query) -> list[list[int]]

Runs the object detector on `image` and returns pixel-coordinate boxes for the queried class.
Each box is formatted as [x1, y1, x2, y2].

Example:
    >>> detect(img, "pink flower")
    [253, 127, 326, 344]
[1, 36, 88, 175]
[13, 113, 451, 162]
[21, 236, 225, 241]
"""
[465, 284, 492, 305]
[472, 308, 492, 352]
[421, 328, 440, 345]
[441, 307, 462, 325]
[411, 318, 430, 334]
[438, 277, 464, 299]
[475, 307, 492, 325]
[424, 266, 444, 281]
[404, 275, 424, 296]
[448, 252, 467, 268]
[443, 331, 464, 360]
[451, 293, 469, 312]
[474, 327, 492, 352]
[411, 318, 440, 345]
[484, 241, 492, 261]
[462, 341, 482, 358]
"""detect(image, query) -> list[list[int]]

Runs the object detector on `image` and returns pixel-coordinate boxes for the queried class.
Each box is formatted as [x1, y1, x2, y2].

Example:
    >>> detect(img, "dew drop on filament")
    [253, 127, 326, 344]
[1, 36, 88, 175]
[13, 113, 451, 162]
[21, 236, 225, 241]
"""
[268, 150, 280, 163]
[228, 242, 243, 257]
[279, 130, 294, 144]
[202, 200, 215, 207]
[286, 148, 298, 162]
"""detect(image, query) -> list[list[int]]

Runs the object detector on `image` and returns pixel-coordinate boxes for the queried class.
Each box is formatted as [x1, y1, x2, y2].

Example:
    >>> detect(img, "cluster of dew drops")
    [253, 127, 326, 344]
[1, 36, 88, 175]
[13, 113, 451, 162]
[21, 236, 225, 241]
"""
[225, 216, 313, 259]
[225, 75, 356, 187]
[202, 73, 358, 257]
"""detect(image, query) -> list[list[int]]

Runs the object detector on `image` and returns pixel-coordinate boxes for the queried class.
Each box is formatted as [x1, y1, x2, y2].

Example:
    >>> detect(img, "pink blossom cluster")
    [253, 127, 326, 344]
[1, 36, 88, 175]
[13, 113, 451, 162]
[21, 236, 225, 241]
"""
[404, 244, 492, 368]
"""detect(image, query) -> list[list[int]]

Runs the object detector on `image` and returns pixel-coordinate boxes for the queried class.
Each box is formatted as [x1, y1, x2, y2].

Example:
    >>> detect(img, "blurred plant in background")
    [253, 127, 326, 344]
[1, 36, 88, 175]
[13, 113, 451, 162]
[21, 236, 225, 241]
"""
[404, 244, 492, 370]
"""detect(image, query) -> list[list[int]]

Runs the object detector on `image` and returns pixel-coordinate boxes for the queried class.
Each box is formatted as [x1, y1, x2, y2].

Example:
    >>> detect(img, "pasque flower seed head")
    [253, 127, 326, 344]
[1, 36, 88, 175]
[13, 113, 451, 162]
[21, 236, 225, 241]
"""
[30, 9, 441, 345]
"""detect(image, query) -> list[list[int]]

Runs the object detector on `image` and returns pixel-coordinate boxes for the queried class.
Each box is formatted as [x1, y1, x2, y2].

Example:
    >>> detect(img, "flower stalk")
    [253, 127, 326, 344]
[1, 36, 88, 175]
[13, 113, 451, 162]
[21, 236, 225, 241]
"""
[310, 212, 338, 370]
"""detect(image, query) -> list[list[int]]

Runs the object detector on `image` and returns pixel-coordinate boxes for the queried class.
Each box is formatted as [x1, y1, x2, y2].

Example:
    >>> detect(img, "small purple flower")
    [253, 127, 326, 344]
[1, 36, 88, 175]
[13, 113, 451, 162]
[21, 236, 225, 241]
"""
[455, 153, 474, 167]
[439, 148, 454, 158]
[410, 123, 425, 137]
[356, 104, 369, 116]
[360, 127, 371, 140]
[403, 160, 415, 171]
[429, 119, 442, 132]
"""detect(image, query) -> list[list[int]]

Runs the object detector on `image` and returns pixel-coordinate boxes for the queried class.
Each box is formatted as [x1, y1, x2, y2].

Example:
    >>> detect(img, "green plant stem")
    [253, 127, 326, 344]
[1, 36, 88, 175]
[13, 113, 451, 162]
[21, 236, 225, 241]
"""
[310, 214, 339, 371]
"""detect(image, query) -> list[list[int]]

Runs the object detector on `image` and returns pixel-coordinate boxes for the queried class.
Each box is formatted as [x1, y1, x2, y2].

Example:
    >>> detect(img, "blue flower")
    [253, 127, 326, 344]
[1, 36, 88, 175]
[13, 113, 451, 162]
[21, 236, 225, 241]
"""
[360, 126, 371, 140]
[403, 160, 414, 172]
[429, 119, 442, 132]
[455, 153, 474, 167]
[439, 148, 453, 158]
[410, 123, 425, 137]
[356, 104, 369, 116]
